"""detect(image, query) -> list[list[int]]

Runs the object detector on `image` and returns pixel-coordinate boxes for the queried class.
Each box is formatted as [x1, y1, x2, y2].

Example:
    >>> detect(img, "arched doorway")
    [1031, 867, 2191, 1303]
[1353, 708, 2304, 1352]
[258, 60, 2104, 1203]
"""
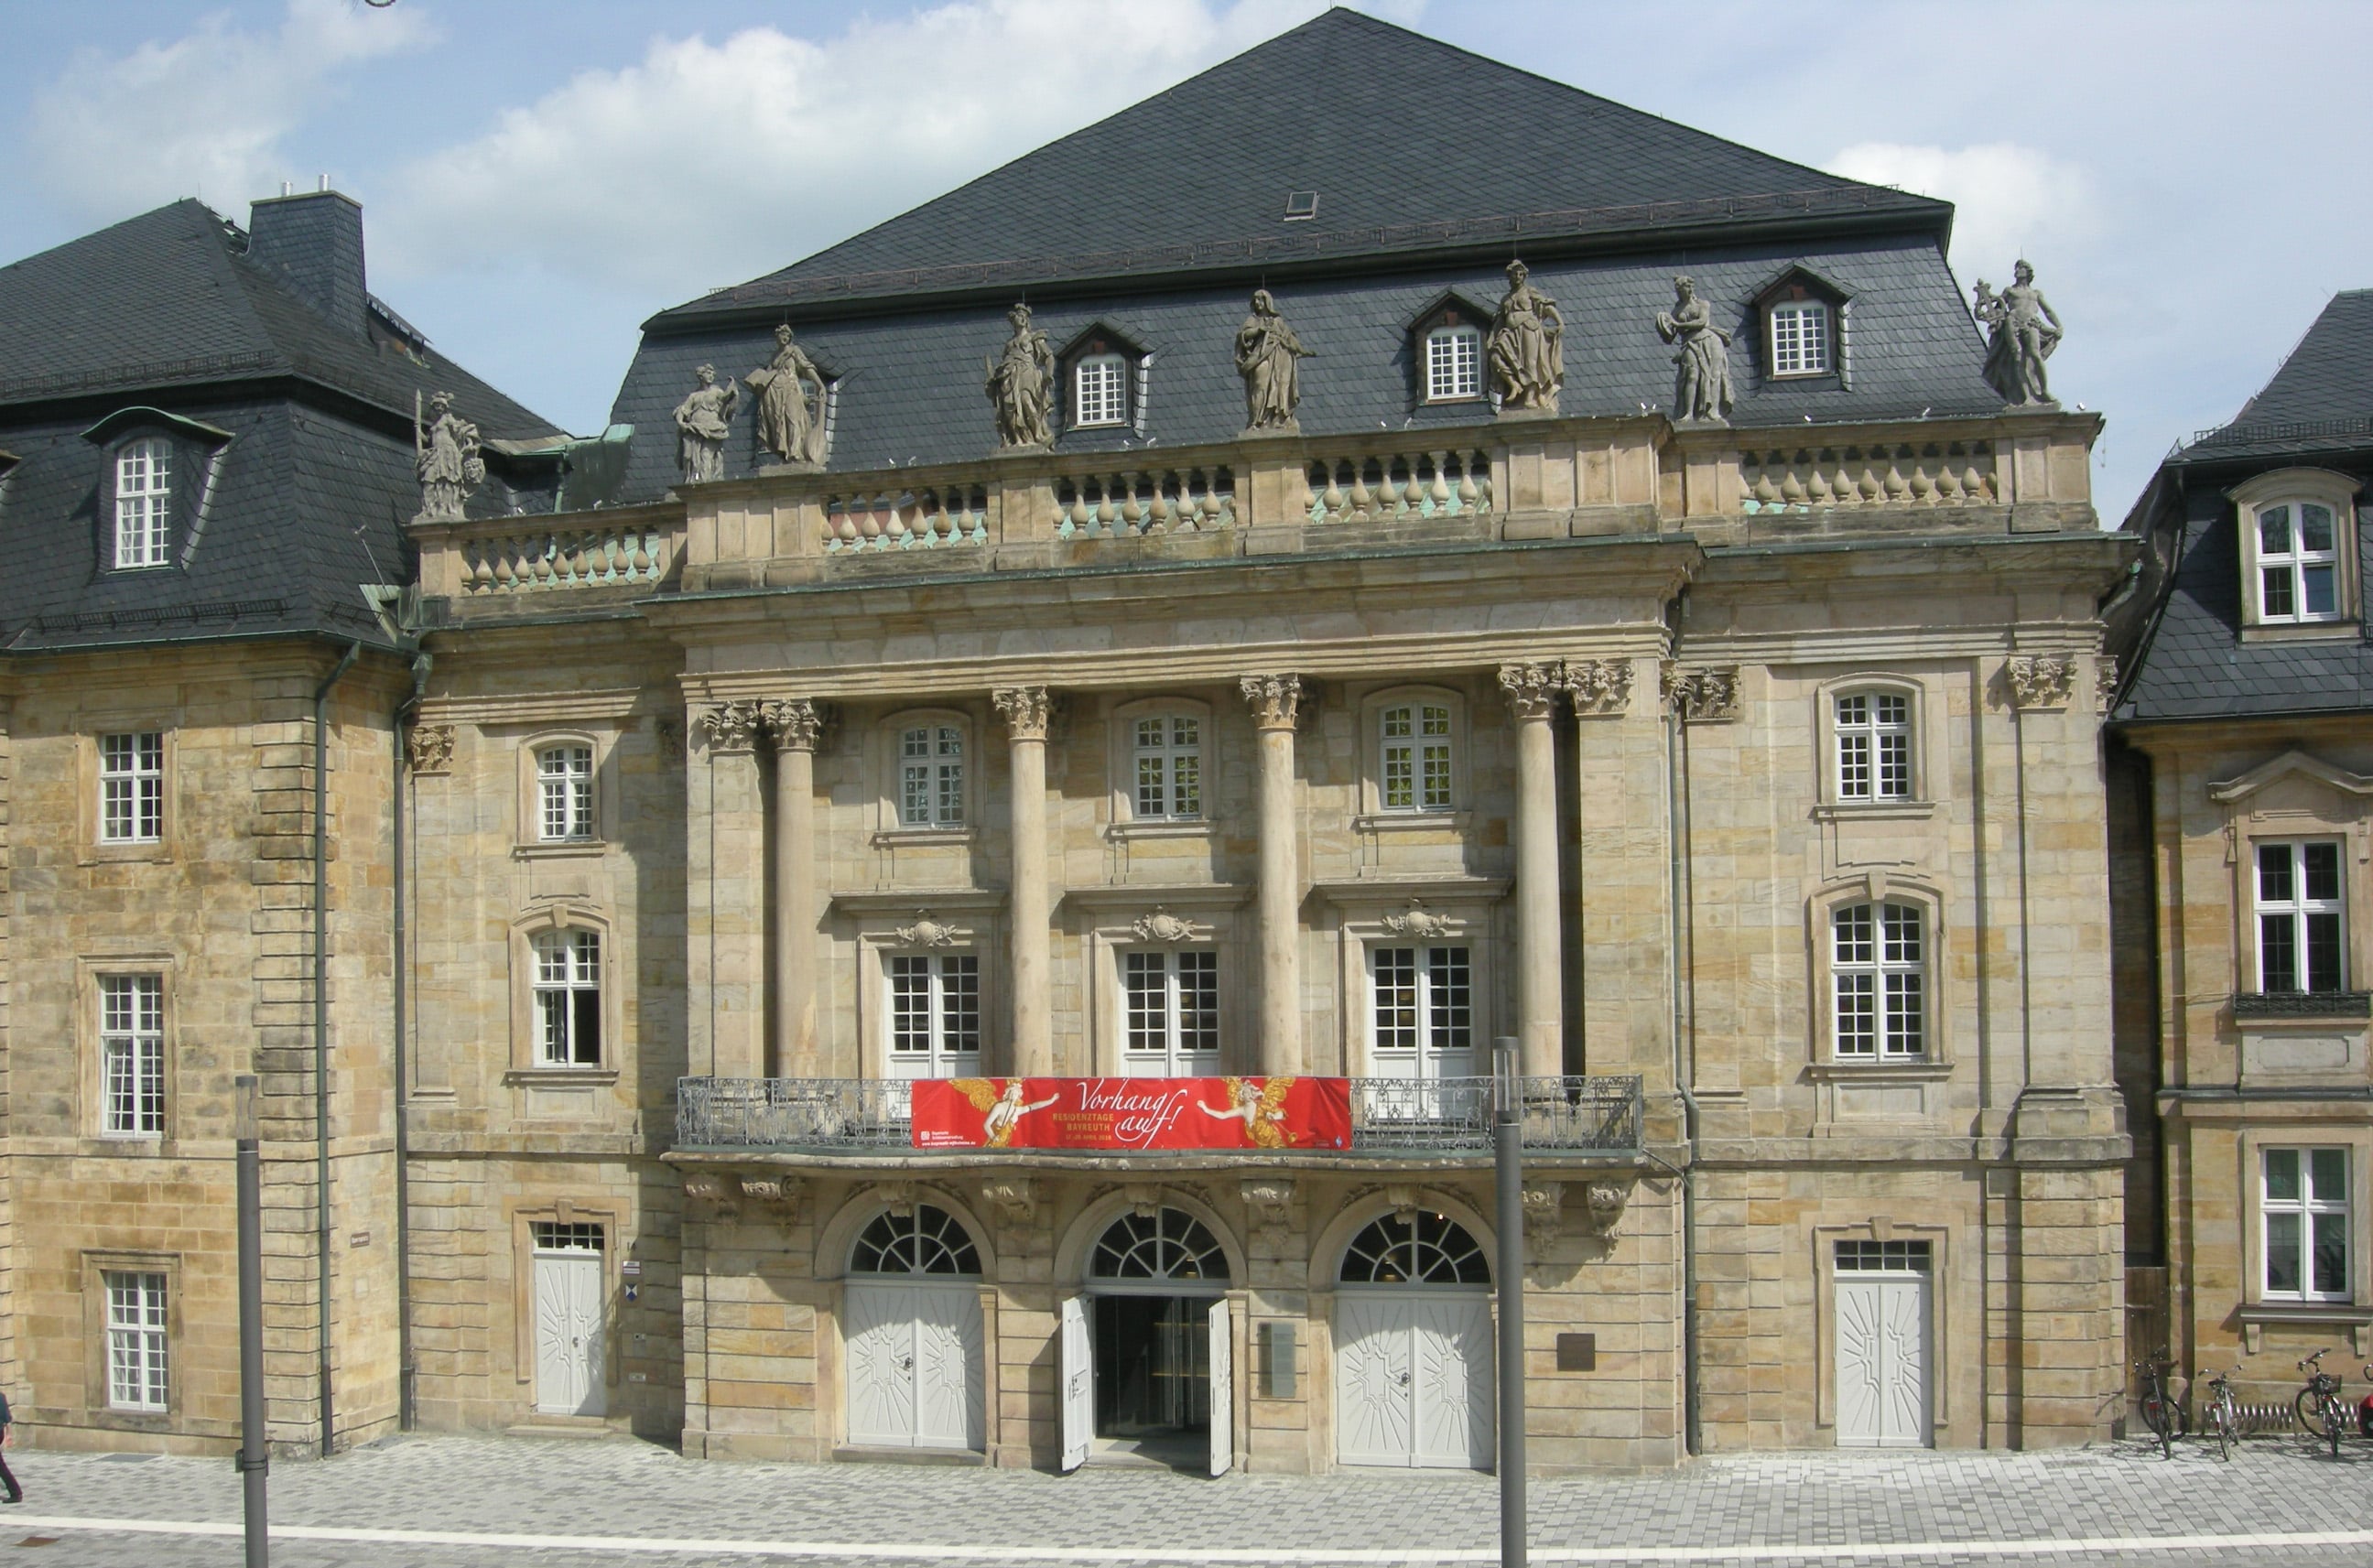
[1062, 1206, 1234, 1474]
[842, 1204, 985, 1452]
[1333, 1209, 1493, 1469]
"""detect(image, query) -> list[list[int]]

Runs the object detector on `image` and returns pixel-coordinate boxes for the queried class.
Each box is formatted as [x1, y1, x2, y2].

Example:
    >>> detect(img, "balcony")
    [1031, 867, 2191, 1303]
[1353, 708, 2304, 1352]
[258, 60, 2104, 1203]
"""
[674, 1074, 1644, 1158]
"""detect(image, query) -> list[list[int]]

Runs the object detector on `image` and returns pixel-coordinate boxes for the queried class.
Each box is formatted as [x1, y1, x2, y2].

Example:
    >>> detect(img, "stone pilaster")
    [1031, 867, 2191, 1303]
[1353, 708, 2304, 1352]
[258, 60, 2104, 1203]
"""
[1500, 661, 1565, 1077]
[1241, 675, 1305, 1076]
[763, 698, 826, 1078]
[692, 701, 765, 1079]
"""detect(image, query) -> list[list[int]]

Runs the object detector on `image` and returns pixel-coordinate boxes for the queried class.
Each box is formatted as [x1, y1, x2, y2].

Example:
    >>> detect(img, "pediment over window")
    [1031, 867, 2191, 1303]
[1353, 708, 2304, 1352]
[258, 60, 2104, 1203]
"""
[1750, 262, 1852, 312]
[78, 406, 233, 449]
[2207, 749, 2373, 806]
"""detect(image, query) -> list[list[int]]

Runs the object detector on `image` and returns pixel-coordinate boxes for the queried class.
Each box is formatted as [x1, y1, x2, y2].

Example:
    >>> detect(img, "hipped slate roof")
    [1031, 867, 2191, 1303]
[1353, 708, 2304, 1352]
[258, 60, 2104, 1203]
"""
[655, 6, 1945, 325]
[2173, 289, 2373, 464]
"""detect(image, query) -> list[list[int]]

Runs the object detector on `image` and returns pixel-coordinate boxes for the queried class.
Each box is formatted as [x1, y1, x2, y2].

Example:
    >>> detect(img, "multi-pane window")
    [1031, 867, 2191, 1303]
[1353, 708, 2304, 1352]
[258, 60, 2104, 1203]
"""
[898, 725, 964, 828]
[2261, 1147, 2350, 1302]
[537, 745, 594, 840]
[887, 953, 981, 1076]
[1424, 326, 1482, 401]
[113, 439, 172, 569]
[2256, 502, 2341, 622]
[1122, 949, 1219, 1072]
[1835, 1239, 1932, 1272]
[100, 731, 165, 843]
[1074, 352, 1127, 428]
[1769, 301, 1830, 376]
[101, 975, 165, 1137]
[1833, 902, 1924, 1059]
[1835, 692, 1912, 801]
[1380, 702, 1453, 812]
[104, 1270, 169, 1411]
[533, 930, 601, 1066]
[1132, 714, 1202, 820]
[2255, 840, 2344, 994]
[1371, 946, 1474, 1073]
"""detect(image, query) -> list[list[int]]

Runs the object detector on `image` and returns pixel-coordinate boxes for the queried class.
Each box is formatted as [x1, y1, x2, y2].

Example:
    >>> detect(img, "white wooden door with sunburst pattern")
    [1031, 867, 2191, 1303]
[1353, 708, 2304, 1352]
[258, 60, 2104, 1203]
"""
[1334, 1290, 1492, 1468]
[1835, 1273, 1929, 1447]
[843, 1281, 984, 1450]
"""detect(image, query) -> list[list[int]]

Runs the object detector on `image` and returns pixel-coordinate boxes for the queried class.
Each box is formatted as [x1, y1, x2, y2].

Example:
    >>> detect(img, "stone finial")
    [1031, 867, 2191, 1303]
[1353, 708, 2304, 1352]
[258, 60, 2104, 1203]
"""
[672, 363, 741, 484]
[1489, 259, 1564, 414]
[1663, 664, 1740, 722]
[1566, 658, 1635, 718]
[1654, 275, 1733, 425]
[1132, 907, 1201, 945]
[2006, 654, 2077, 710]
[694, 700, 763, 753]
[1498, 660, 1566, 721]
[1973, 260, 2063, 407]
[762, 697, 828, 752]
[1382, 900, 1457, 939]
[991, 685, 1054, 741]
[984, 303, 1056, 449]
[1235, 289, 1310, 433]
[894, 910, 961, 948]
[403, 722, 454, 775]
[1239, 673, 1305, 731]
[414, 390, 483, 522]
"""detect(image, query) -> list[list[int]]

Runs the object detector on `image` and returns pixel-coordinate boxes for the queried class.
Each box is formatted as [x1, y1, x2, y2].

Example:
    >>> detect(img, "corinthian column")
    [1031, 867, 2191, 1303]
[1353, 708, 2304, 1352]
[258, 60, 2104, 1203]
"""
[992, 687, 1054, 1076]
[763, 698, 826, 1078]
[693, 701, 765, 1079]
[1499, 662, 1566, 1078]
[1240, 675, 1305, 1076]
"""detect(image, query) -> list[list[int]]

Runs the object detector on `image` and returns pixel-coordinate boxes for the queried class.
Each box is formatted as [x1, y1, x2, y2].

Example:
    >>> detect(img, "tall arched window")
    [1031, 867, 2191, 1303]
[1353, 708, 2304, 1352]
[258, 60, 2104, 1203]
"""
[1131, 713, 1203, 820]
[851, 1205, 981, 1277]
[1833, 691, 1912, 801]
[114, 438, 172, 568]
[898, 723, 965, 827]
[536, 743, 595, 840]
[1831, 902, 1924, 1060]
[1338, 1211, 1489, 1285]
[1380, 700, 1454, 812]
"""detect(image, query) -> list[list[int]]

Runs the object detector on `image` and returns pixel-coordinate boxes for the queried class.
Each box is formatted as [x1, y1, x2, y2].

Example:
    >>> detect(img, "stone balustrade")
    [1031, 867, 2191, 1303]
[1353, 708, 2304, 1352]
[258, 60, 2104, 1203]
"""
[447, 515, 679, 596]
[1739, 440, 1998, 514]
[1053, 465, 1236, 538]
[822, 481, 992, 552]
[1304, 447, 1494, 524]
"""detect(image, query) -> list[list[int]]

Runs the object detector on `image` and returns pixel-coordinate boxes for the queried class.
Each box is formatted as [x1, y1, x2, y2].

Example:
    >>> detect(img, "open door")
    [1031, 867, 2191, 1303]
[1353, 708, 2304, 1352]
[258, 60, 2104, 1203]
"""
[1208, 1297, 1233, 1477]
[1060, 1294, 1092, 1473]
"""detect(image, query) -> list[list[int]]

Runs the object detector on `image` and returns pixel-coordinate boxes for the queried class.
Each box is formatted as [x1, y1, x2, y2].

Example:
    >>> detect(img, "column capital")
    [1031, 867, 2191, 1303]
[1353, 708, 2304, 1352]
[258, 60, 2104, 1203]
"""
[1566, 658, 1635, 719]
[1239, 673, 1305, 731]
[762, 697, 829, 752]
[694, 699, 764, 753]
[991, 685, 1055, 741]
[1497, 661, 1566, 721]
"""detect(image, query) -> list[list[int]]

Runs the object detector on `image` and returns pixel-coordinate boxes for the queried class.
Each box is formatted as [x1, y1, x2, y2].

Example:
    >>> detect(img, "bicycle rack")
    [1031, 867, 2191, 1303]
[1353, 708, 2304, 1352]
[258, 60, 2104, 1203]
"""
[2231, 1401, 2300, 1436]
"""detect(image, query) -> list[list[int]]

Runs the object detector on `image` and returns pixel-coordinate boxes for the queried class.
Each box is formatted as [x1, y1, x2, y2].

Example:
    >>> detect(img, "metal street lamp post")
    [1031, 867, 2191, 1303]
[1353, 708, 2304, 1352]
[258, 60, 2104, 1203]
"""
[1493, 1036, 1526, 1568]
[235, 1075, 270, 1568]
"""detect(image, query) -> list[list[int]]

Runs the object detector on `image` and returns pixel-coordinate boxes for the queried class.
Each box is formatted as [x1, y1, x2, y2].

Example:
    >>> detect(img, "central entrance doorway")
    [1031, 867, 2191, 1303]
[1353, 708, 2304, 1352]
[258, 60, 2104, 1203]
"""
[1062, 1206, 1233, 1475]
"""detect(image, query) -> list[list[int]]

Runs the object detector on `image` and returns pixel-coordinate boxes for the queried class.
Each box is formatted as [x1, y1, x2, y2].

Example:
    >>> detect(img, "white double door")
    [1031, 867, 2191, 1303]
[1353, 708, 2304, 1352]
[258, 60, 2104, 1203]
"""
[1835, 1273, 1930, 1447]
[532, 1249, 606, 1417]
[1334, 1289, 1493, 1469]
[844, 1281, 986, 1451]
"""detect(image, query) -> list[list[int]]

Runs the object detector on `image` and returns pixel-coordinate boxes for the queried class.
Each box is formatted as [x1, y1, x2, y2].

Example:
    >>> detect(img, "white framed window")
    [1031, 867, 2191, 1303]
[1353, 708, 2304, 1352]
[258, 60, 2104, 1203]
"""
[897, 725, 965, 828]
[1833, 902, 1924, 1059]
[101, 975, 165, 1137]
[1369, 944, 1474, 1077]
[2261, 1146, 2350, 1302]
[2255, 502, 2342, 623]
[100, 731, 165, 844]
[2254, 839, 2345, 994]
[1132, 714, 1203, 821]
[536, 744, 594, 841]
[1424, 325, 1482, 401]
[1074, 352, 1128, 428]
[1380, 701, 1454, 812]
[113, 439, 172, 569]
[104, 1270, 169, 1411]
[886, 952, 981, 1078]
[1835, 692, 1912, 801]
[533, 930, 601, 1066]
[1122, 949, 1219, 1074]
[1769, 300, 1830, 376]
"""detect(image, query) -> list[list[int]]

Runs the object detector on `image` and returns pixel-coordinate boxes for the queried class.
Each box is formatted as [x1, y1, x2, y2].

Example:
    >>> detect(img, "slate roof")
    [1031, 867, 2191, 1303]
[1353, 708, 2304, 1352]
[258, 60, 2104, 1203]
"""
[2172, 289, 2373, 464]
[654, 7, 1946, 326]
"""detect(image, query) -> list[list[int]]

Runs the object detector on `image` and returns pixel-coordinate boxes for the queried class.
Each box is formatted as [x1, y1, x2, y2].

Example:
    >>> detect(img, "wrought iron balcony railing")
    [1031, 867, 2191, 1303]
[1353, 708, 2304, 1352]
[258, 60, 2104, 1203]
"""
[674, 1075, 1643, 1156]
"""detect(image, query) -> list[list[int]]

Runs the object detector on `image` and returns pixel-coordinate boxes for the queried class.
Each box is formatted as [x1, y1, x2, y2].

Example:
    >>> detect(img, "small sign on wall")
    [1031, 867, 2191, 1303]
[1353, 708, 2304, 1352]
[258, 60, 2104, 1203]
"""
[1555, 1332, 1597, 1372]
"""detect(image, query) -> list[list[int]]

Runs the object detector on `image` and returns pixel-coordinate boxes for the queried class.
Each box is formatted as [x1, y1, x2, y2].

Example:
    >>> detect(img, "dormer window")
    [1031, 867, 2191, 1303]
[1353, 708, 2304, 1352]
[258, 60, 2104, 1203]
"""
[1074, 351, 1128, 428]
[1055, 325, 1150, 437]
[114, 438, 172, 568]
[1769, 299, 1830, 377]
[2233, 469, 2360, 632]
[1750, 266, 1851, 385]
[1425, 324, 1482, 402]
[2257, 503, 2340, 622]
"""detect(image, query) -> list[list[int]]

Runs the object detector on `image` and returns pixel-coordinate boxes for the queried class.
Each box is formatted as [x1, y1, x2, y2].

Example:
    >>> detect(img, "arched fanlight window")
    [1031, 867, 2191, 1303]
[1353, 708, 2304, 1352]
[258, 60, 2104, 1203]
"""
[1338, 1211, 1490, 1285]
[1089, 1207, 1229, 1282]
[850, 1204, 981, 1276]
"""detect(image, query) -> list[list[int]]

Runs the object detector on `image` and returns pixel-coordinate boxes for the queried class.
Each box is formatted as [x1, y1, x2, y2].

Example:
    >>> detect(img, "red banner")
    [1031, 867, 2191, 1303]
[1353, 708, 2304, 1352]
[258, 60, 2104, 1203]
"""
[911, 1076, 1351, 1152]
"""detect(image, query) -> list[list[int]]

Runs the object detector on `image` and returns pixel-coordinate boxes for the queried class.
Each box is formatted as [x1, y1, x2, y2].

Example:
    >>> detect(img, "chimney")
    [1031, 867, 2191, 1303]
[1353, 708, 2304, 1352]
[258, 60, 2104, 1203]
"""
[246, 187, 368, 332]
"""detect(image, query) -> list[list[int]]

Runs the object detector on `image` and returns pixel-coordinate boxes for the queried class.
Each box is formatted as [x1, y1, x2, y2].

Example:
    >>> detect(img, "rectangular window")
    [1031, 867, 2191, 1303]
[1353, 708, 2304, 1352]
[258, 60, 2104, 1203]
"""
[1835, 692, 1912, 801]
[1425, 327, 1482, 401]
[1122, 949, 1219, 1071]
[1380, 703, 1453, 812]
[1075, 353, 1127, 427]
[537, 745, 594, 840]
[887, 953, 981, 1076]
[1835, 1239, 1932, 1272]
[1370, 945, 1474, 1073]
[100, 731, 165, 843]
[2257, 503, 2341, 623]
[534, 931, 602, 1066]
[113, 440, 172, 569]
[1833, 903, 1924, 1059]
[2261, 1147, 2350, 1302]
[530, 1221, 605, 1253]
[1770, 301, 1830, 376]
[101, 975, 166, 1137]
[2255, 840, 2344, 993]
[898, 726, 964, 828]
[104, 1270, 169, 1411]
[1132, 714, 1203, 820]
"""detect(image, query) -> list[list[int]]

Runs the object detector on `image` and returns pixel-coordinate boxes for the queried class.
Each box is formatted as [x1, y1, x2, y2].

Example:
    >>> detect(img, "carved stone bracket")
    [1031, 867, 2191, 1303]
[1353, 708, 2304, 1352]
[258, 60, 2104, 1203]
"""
[1239, 673, 1306, 731]
[1241, 1178, 1297, 1248]
[1522, 1183, 1565, 1261]
[991, 685, 1054, 741]
[1584, 1180, 1631, 1237]
[404, 723, 454, 775]
[1382, 899, 1459, 938]
[681, 1173, 731, 1202]
[1382, 1183, 1422, 1220]
[1132, 907, 1204, 944]
[2095, 655, 2119, 714]
[895, 910, 964, 948]
[875, 1180, 918, 1216]
[736, 1173, 805, 1221]
[1122, 1182, 1163, 1219]
[695, 700, 764, 753]
[1497, 661, 1566, 721]
[1566, 659, 1635, 719]
[2006, 654, 2076, 710]
[762, 697, 829, 752]
[982, 1178, 1037, 1227]
[1663, 663, 1740, 722]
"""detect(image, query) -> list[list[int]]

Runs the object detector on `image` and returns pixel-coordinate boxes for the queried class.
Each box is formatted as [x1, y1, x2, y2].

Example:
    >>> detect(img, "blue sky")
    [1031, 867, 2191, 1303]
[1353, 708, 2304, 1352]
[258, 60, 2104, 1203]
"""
[2, 0, 2366, 520]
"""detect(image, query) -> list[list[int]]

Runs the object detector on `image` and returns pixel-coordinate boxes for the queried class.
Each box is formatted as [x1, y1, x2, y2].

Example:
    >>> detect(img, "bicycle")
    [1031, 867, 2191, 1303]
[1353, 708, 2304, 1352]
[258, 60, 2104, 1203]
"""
[2293, 1348, 2346, 1458]
[2362, 1365, 2373, 1439]
[2200, 1363, 2242, 1460]
[2136, 1350, 2185, 1458]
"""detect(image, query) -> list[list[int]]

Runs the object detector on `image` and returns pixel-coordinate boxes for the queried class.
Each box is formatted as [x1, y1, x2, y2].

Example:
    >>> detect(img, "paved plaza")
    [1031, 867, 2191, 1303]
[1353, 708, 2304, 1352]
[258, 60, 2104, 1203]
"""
[0, 1431, 2365, 1567]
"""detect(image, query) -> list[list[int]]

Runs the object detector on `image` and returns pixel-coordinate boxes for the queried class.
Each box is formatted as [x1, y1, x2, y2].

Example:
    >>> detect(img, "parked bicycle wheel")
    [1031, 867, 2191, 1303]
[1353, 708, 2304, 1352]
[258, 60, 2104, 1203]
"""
[2211, 1397, 2233, 1461]
[2140, 1389, 2173, 1457]
[2296, 1386, 2333, 1440]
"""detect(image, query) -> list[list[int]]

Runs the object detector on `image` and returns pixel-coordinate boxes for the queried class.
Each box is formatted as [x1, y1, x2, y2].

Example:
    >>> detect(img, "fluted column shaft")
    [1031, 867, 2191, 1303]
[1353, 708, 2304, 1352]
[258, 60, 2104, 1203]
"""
[1500, 664, 1566, 1078]
[1241, 676, 1305, 1076]
[993, 687, 1054, 1076]
[763, 699, 825, 1078]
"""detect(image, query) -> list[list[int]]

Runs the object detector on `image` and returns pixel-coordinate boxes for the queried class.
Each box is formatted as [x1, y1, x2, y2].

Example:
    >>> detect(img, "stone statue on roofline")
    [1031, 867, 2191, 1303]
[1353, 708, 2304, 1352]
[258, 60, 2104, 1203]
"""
[1235, 288, 1311, 433]
[413, 390, 482, 522]
[1654, 276, 1733, 425]
[984, 302, 1055, 450]
[672, 363, 741, 484]
[1489, 259, 1564, 415]
[747, 325, 829, 469]
[1973, 260, 2062, 406]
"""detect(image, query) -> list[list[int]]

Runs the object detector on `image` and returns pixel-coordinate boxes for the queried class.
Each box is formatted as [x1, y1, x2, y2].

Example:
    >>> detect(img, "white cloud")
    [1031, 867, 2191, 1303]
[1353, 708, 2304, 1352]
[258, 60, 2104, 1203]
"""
[376, 0, 1327, 298]
[1826, 141, 2093, 288]
[26, 0, 434, 222]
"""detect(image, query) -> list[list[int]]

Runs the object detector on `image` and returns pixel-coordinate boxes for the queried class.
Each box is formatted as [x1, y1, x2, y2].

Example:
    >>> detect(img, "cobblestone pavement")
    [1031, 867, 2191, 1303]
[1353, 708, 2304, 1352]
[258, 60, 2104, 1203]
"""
[0, 1430, 2367, 1567]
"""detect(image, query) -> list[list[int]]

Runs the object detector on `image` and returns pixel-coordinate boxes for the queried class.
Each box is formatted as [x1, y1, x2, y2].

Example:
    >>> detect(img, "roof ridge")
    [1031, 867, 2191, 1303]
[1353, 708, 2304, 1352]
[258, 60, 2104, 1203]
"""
[175, 199, 294, 374]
